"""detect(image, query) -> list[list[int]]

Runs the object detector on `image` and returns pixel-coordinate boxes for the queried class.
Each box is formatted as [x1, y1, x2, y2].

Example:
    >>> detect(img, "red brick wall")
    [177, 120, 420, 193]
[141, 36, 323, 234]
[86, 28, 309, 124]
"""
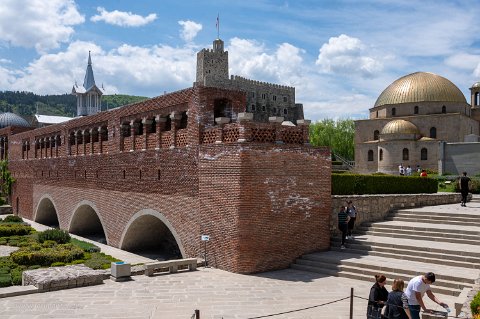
[7, 86, 332, 274]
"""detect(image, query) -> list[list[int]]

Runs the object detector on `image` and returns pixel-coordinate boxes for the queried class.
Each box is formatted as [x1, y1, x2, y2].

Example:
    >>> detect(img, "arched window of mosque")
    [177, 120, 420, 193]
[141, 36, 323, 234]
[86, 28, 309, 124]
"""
[430, 127, 437, 138]
[421, 148, 428, 160]
[392, 108, 396, 116]
[403, 148, 409, 161]
[379, 149, 383, 161]
[442, 106, 446, 113]
[414, 106, 419, 114]
[368, 150, 374, 161]
[374, 130, 379, 140]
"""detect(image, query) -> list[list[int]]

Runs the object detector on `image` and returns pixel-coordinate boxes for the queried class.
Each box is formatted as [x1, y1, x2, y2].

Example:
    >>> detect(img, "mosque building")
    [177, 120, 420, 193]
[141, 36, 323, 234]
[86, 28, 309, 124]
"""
[354, 71, 480, 175]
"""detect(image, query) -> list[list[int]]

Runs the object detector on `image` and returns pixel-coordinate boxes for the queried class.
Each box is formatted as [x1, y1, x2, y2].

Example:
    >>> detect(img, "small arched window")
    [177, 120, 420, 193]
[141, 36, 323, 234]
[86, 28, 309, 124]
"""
[421, 148, 428, 160]
[430, 127, 437, 138]
[403, 148, 409, 161]
[442, 106, 446, 113]
[374, 130, 379, 140]
[392, 107, 396, 116]
[414, 106, 419, 114]
[379, 149, 383, 161]
[368, 150, 374, 161]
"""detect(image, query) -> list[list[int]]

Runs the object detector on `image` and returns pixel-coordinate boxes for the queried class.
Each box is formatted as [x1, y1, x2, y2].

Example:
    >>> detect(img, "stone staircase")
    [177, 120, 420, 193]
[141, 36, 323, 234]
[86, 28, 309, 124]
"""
[291, 198, 480, 299]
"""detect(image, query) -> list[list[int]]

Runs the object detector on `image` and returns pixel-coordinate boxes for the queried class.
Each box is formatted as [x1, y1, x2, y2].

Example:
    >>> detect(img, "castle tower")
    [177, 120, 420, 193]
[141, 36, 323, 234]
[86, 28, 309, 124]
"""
[72, 52, 104, 117]
[196, 38, 229, 85]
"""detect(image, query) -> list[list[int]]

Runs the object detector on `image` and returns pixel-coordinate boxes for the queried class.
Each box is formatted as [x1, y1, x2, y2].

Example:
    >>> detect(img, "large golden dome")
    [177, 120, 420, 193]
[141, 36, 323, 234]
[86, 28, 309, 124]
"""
[374, 72, 466, 107]
[381, 119, 420, 135]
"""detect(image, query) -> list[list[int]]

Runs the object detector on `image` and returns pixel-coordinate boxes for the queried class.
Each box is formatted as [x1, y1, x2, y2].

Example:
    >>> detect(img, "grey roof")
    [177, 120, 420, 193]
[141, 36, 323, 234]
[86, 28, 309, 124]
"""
[0, 112, 30, 128]
[83, 51, 96, 90]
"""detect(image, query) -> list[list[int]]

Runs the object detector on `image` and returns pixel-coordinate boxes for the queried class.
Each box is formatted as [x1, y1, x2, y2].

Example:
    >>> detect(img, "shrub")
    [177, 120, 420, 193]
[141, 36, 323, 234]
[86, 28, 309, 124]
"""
[10, 267, 23, 285]
[10, 244, 84, 266]
[472, 291, 480, 316]
[0, 273, 12, 287]
[70, 238, 101, 252]
[71, 259, 85, 265]
[0, 238, 6, 245]
[0, 224, 35, 237]
[83, 252, 120, 270]
[37, 229, 71, 244]
[1, 215, 23, 223]
[41, 240, 57, 248]
[332, 174, 438, 195]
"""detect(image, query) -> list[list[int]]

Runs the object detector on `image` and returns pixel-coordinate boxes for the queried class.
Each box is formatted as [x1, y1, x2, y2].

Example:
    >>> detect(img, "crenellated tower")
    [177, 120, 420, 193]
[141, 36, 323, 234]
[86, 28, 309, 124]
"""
[196, 38, 229, 86]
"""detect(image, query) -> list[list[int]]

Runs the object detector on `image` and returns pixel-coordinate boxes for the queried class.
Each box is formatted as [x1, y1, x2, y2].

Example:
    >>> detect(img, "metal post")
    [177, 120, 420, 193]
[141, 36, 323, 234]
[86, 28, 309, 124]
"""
[195, 309, 200, 319]
[204, 240, 208, 268]
[350, 287, 353, 319]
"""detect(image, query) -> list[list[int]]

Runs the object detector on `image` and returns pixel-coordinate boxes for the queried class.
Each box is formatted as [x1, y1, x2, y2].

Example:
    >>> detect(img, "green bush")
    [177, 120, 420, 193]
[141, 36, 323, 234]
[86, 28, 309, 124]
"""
[83, 252, 120, 270]
[472, 291, 480, 315]
[51, 262, 65, 267]
[0, 224, 35, 237]
[10, 243, 84, 266]
[10, 267, 23, 285]
[0, 273, 12, 287]
[37, 229, 71, 244]
[70, 238, 101, 253]
[41, 240, 57, 248]
[71, 259, 85, 265]
[332, 174, 438, 195]
[454, 177, 480, 194]
[1, 215, 23, 223]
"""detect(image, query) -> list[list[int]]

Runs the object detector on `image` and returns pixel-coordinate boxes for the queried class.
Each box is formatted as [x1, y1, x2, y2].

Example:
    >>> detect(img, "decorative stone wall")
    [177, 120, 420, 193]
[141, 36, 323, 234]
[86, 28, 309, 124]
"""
[330, 193, 462, 236]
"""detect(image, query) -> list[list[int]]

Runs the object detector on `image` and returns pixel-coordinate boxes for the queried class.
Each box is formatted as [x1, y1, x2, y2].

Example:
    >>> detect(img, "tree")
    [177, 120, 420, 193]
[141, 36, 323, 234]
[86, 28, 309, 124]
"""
[0, 160, 15, 204]
[309, 118, 355, 161]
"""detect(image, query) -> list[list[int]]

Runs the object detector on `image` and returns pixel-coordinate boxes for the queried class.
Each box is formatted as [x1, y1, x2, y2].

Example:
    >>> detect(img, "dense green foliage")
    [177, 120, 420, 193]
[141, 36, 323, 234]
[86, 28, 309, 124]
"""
[83, 252, 120, 269]
[0, 91, 148, 117]
[70, 238, 101, 253]
[0, 224, 35, 237]
[309, 119, 355, 161]
[0, 215, 23, 223]
[0, 160, 15, 203]
[332, 174, 438, 195]
[453, 177, 480, 194]
[471, 291, 480, 316]
[37, 229, 71, 244]
[10, 243, 84, 266]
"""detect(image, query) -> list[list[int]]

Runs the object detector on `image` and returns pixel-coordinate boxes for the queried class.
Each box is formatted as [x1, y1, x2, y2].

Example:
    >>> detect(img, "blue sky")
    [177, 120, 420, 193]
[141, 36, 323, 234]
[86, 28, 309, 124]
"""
[1, 0, 480, 121]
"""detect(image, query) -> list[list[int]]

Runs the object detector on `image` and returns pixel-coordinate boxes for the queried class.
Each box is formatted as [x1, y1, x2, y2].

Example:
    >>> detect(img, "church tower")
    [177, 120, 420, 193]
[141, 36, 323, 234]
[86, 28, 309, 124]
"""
[72, 52, 104, 117]
[196, 38, 229, 86]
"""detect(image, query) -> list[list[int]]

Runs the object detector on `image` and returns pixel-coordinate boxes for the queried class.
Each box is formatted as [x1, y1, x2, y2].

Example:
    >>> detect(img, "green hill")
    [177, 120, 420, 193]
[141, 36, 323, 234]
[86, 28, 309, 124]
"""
[0, 91, 149, 118]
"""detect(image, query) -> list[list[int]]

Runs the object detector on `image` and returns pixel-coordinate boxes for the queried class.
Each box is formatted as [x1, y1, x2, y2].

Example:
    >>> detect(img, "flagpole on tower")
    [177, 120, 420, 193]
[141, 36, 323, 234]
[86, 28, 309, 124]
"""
[216, 14, 220, 39]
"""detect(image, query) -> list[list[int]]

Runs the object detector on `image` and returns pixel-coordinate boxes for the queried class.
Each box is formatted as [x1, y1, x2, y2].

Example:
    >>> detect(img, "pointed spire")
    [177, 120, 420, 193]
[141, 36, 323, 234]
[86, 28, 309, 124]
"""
[83, 51, 96, 90]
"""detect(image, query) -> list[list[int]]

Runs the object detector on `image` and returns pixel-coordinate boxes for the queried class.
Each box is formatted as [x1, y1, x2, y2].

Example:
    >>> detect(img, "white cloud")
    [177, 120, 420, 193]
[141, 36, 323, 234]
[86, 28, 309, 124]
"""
[316, 34, 383, 78]
[178, 21, 203, 42]
[0, 0, 84, 53]
[91, 7, 157, 27]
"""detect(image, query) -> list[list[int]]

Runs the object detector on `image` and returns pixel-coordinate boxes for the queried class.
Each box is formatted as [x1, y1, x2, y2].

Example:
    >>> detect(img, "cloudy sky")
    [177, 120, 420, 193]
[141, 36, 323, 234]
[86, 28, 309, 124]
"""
[1, 0, 480, 121]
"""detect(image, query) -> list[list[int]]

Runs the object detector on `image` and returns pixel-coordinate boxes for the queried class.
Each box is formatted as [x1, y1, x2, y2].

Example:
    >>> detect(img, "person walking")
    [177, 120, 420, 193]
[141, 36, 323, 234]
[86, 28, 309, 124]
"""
[346, 200, 357, 239]
[367, 274, 389, 319]
[404, 272, 449, 319]
[384, 279, 412, 319]
[337, 206, 349, 249]
[459, 171, 471, 207]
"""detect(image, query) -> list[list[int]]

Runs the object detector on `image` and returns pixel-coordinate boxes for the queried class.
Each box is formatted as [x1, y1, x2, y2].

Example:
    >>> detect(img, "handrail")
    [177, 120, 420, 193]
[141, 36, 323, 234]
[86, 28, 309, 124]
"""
[333, 152, 355, 169]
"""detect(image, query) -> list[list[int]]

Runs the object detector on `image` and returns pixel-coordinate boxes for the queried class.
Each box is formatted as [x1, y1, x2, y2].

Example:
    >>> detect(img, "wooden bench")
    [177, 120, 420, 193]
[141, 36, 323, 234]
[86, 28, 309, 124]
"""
[144, 258, 197, 276]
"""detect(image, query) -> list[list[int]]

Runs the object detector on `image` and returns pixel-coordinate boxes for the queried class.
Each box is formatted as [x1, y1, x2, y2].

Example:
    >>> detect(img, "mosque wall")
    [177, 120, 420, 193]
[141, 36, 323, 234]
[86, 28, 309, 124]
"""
[439, 142, 480, 175]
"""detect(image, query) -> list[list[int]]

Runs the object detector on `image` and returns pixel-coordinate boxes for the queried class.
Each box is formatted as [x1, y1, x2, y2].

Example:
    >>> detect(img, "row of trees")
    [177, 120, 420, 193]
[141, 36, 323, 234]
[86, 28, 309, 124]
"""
[309, 119, 355, 161]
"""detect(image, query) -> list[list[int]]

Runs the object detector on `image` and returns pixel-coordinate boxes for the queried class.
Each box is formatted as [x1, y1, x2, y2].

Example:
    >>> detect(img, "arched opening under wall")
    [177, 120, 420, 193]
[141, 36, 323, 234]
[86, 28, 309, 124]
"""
[120, 210, 183, 261]
[35, 197, 60, 227]
[69, 204, 106, 244]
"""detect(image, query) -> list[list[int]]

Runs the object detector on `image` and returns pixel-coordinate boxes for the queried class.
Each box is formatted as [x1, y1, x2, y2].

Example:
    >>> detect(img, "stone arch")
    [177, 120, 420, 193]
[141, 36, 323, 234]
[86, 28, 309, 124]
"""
[34, 195, 60, 227]
[68, 200, 108, 245]
[119, 209, 185, 260]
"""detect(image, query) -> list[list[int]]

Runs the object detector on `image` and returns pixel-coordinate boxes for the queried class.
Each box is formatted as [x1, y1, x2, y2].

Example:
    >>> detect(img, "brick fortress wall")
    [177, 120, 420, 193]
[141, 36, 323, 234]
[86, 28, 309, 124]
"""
[7, 86, 331, 274]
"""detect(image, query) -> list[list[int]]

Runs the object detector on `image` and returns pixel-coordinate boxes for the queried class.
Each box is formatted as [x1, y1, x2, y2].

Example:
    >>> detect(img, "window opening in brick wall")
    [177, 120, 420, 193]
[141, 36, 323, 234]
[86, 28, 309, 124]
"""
[123, 170, 126, 179]
[148, 118, 156, 134]
[179, 111, 188, 129]
[134, 120, 143, 135]
[214, 98, 232, 123]
[122, 123, 131, 137]
[157, 169, 161, 180]
[101, 126, 109, 141]
[139, 169, 142, 180]
[92, 129, 99, 143]
[164, 116, 172, 131]
[84, 170, 87, 179]
[96, 170, 98, 178]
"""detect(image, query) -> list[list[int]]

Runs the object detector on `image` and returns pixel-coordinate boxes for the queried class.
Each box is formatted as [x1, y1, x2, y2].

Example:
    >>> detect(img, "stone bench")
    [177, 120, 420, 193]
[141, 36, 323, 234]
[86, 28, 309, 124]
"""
[144, 258, 197, 276]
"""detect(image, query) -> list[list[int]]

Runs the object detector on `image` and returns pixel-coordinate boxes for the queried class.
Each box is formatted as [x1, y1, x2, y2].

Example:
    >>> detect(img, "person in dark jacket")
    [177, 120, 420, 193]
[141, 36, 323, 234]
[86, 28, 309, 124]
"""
[367, 274, 389, 319]
[337, 206, 349, 249]
[384, 279, 412, 319]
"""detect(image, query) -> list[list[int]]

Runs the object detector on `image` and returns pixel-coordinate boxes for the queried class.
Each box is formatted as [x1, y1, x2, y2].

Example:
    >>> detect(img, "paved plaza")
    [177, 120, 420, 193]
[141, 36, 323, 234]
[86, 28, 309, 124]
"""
[0, 199, 477, 319]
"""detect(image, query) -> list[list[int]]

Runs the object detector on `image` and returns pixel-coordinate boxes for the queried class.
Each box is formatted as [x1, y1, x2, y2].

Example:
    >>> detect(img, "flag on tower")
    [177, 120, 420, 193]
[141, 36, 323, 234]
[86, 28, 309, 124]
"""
[216, 14, 219, 38]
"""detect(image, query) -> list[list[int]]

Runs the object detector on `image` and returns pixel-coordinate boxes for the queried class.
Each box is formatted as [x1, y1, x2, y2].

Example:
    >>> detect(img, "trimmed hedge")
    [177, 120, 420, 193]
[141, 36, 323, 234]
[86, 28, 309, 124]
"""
[0, 224, 35, 237]
[10, 243, 84, 266]
[38, 229, 71, 244]
[1, 215, 23, 223]
[332, 174, 438, 195]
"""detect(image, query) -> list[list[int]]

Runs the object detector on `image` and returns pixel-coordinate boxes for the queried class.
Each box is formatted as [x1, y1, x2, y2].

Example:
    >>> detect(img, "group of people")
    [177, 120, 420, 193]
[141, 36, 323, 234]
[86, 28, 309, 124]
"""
[398, 164, 427, 177]
[367, 272, 449, 319]
[337, 200, 357, 249]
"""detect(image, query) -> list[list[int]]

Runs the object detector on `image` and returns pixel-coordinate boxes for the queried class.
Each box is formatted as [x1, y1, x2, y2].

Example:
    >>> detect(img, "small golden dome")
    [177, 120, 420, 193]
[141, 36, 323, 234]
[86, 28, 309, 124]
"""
[381, 119, 419, 135]
[374, 72, 466, 107]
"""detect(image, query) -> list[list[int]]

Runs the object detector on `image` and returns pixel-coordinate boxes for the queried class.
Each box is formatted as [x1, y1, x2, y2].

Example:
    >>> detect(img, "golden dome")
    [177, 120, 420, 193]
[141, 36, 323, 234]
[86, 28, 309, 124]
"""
[374, 72, 466, 107]
[381, 119, 420, 135]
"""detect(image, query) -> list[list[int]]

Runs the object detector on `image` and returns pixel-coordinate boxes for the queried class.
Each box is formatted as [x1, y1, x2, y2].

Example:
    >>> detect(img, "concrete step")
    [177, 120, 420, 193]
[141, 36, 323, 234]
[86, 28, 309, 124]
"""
[393, 210, 476, 219]
[291, 263, 464, 297]
[384, 216, 478, 227]
[359, 223, 480, 236]
[329, 246, 480, 269]
[356, 230, 477, 245]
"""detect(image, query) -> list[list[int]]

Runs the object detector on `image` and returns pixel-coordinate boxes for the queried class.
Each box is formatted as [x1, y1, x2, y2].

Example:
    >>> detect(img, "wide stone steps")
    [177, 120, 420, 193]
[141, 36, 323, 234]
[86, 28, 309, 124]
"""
[291, 253, 474, 296]
[385, 211, 477, 226]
